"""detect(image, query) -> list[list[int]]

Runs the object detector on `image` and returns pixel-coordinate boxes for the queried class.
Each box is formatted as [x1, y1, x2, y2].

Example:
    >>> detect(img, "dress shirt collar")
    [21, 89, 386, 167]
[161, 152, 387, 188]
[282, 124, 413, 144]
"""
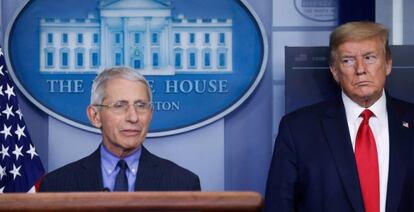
[342, 90, 387, 123]
[100, 143, 141, 177]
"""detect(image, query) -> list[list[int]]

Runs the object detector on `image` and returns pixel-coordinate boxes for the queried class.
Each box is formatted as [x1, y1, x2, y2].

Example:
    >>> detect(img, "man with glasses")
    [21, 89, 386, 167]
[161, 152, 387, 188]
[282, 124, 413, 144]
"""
[265, 21, 414, 211]
[40, 67, 200, 192]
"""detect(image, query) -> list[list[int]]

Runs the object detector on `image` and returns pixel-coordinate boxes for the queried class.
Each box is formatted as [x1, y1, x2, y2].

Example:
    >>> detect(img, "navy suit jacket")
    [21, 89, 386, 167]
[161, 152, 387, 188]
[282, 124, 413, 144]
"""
[265, 95, 414, 212]
[39, 146, 201, 192]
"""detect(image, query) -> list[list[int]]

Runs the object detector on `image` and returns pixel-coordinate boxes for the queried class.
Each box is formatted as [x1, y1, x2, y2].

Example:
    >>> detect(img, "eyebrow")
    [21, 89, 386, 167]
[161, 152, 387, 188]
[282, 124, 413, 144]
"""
[340, 51, 377, 58]
[134, 99, 150, 103]
[108, 99, 148, 102]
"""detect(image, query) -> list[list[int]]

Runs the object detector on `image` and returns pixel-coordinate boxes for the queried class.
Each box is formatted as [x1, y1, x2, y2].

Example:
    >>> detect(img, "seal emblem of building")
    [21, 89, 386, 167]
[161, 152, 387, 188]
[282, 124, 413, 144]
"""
[5, 0, 267, 136]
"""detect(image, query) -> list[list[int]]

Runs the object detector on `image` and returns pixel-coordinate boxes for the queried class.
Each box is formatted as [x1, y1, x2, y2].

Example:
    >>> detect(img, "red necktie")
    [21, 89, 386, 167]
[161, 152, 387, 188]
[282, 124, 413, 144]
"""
[355, 109, 379, 212]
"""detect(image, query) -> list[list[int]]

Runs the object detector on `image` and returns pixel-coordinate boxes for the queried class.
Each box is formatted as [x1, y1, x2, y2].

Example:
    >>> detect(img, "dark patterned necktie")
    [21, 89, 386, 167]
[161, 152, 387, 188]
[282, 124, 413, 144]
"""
[114, 159, 128, 191]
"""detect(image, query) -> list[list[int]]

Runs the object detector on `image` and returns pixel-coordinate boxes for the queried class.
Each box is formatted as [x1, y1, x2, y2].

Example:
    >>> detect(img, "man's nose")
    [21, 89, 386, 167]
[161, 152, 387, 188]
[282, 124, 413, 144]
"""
[125, 105, 139, 122]
[355, 57, 367, 75]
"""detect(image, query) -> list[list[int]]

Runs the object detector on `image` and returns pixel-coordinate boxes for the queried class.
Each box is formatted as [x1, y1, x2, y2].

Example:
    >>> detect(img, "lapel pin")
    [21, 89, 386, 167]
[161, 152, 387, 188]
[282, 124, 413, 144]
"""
[402, 121, 409, 128]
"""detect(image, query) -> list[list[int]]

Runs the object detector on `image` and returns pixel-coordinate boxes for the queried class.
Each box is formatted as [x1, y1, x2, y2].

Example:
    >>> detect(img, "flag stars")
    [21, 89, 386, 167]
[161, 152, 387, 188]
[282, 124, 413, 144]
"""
[12, 144, 23, 161]
[15, 125, 26, 141]
[0, 165, 6, 180]
[2, 104, 14, 120]
[0, 144, 10, 160]
[26, 144, 38, 160]
[0, 46, 45, 192]
[9, 164, 21, 180]
[4, 84, 15, 100]
[0, 124, 12, 140]
[15, 108, 23, 120]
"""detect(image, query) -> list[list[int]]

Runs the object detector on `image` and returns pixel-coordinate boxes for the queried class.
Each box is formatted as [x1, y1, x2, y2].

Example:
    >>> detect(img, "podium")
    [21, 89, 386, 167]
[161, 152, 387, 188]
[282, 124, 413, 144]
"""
[0, 192, 262, 211]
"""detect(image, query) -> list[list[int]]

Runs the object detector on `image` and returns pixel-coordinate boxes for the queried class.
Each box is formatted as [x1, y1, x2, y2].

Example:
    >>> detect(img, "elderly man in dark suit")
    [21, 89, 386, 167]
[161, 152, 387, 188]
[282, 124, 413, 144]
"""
[265, 21, 414, 212]
[40, 67, 200, 192]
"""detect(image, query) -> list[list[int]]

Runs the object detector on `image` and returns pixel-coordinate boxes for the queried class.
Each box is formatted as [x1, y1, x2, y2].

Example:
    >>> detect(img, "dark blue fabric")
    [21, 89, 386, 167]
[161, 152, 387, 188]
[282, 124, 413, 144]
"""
[113, 160, 128, 191]
[0, 46, 45, 192]
[264, 95, 414, 212]
[338, 0, 375, 24]
[38, 146, 201, 192]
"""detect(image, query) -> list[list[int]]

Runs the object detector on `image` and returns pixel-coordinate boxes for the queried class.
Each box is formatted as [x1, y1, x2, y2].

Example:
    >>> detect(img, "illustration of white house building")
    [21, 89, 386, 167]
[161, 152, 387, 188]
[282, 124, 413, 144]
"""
[39, 0, 233, 75]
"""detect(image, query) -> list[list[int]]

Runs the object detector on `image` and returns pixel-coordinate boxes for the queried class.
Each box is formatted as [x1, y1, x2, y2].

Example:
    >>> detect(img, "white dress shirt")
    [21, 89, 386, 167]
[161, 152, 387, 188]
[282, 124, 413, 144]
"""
[342, 90, 389, 212]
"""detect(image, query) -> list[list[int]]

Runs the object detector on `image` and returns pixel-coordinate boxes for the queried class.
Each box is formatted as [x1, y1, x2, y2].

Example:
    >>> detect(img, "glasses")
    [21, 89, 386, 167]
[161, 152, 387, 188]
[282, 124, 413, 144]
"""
[94, 100, 152, 114]
[339, 54, 378, 68]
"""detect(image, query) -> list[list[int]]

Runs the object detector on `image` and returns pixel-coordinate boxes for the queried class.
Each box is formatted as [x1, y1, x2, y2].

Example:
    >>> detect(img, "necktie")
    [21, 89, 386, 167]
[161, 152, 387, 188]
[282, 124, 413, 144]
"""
[114, 159, 128, 191]
[355, 109, 379, 212]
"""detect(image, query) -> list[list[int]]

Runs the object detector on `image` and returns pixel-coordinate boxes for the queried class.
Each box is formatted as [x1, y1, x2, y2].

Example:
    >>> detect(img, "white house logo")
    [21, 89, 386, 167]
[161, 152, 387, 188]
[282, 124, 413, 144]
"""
[5, 0, 267, 137]
[294, 0, 337, 22]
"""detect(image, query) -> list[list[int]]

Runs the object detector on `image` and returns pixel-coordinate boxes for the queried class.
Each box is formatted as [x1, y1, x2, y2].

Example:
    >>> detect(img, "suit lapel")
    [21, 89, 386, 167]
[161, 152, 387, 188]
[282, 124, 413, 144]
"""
[322, 99, 365, 212]
[134, 147, 163, 191]
[78, 147, 104, 191]
[385, 98, 411, 212]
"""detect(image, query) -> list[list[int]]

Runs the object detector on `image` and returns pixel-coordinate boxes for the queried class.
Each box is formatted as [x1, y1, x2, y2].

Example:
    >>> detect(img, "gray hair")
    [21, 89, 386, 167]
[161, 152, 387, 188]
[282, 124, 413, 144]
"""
[90, 67, 152, 105]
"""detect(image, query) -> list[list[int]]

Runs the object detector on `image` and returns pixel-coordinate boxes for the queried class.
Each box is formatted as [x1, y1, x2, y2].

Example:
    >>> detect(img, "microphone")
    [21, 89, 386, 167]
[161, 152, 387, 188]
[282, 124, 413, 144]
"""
[102, 187, 110, 192]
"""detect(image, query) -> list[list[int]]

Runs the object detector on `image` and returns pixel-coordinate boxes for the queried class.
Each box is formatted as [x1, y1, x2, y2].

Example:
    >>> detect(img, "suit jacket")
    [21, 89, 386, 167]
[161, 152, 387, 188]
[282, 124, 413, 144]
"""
[39, 146, 201, 192]
[265, 95, 414, 212]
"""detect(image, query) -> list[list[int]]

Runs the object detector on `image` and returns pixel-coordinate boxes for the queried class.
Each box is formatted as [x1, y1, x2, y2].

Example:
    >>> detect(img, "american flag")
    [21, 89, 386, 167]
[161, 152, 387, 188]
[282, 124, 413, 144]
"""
[0, 46, 45, 193]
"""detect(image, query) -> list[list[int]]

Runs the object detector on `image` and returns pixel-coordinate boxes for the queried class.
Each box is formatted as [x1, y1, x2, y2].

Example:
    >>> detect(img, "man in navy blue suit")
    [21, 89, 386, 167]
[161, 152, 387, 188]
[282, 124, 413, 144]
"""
[265, 22, 414, 211]
[40, 67, 200, 192]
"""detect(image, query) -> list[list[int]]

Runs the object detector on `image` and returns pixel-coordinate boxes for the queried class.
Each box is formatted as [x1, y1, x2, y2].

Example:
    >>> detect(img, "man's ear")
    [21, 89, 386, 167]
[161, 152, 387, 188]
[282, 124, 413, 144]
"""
[329, 65, 340, 83]
[87, 105, 102, 128]
[385, 56, 392, 76]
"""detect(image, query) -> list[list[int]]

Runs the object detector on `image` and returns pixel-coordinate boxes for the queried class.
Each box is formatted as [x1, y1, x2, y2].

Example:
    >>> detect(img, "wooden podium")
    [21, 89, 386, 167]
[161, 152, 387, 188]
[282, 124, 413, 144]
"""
[0, 192, 262, 211]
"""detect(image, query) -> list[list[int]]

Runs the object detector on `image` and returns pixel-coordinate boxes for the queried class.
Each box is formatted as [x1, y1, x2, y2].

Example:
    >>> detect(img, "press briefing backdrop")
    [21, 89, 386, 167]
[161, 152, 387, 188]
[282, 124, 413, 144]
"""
[1, 0, 409, 196]
[1, 0, 272, 193]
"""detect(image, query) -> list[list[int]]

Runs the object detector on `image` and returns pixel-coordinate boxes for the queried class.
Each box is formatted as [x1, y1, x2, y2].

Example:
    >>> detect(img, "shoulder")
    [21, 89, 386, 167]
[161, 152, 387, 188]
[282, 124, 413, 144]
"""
[141, 147, 201, 190]
[388, 96, 414, 115]
[39, 151, 98, 191]
[282, 99, 339, 123]
[143, 148, 198, 179]
[44, 153, 94, 177]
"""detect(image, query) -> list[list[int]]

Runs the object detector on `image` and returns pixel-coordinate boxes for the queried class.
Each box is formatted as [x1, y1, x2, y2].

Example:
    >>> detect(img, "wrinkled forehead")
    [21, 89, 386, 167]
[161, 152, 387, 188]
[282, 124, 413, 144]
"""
[333, 37, 387, 60]
[337, 39, 383, 55]
[102, 78, 150, 101]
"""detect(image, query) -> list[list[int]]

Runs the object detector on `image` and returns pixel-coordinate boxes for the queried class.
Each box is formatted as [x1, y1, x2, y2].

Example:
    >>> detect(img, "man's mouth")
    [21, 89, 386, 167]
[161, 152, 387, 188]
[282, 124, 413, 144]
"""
[355, 81, 371, 86]
[121, 129, 141, 136]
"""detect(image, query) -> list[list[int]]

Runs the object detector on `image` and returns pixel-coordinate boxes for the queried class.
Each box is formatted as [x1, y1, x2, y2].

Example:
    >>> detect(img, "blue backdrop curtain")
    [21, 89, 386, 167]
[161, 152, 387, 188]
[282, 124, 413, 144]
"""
[338, 0, 375, 24]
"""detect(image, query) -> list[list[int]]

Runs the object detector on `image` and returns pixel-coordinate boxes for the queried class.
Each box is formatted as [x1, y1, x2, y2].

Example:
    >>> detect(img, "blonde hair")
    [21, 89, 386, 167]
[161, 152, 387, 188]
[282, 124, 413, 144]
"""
[329, 21, 391, 64]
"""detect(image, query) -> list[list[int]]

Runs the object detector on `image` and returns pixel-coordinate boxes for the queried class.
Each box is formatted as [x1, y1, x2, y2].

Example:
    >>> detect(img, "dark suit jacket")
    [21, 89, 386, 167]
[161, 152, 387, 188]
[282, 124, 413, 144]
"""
[39, 146, 201, 192]
[265, 95, 414, 212]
